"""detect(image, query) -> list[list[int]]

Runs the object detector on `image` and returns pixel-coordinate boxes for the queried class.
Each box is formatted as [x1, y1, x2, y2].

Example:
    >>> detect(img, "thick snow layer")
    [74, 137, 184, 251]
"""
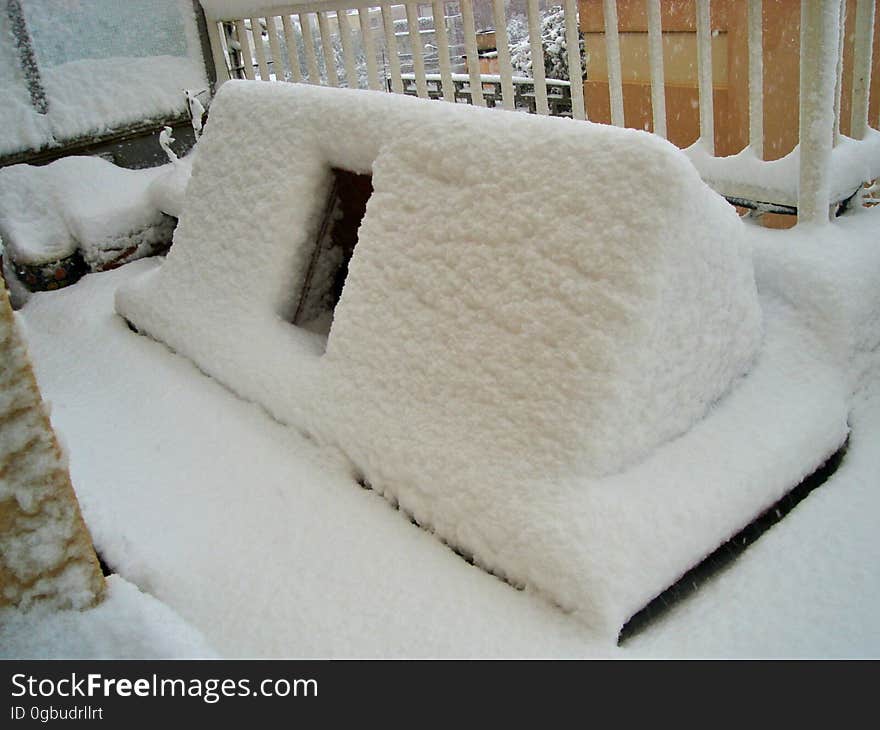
[41, 56, 207, 146]
[148, 154, 195, 219]
[685, 130, 880, 208]
[14, 203, 880, 654]
[116, 81, 766, 631]
[20, 263, 612, 657]
[0, 575, 216, 659]
[0, 156, 173, 268]
[629, 365, 880, 658]
[0, 1, 207, 157]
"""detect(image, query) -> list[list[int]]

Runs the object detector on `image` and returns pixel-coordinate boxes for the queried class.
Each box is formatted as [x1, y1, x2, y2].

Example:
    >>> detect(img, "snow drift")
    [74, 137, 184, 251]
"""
[117, 81, 770, 632]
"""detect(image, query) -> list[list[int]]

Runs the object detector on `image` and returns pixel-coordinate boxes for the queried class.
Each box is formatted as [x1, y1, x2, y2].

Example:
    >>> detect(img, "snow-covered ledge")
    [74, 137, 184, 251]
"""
[685, 130, 880, 211]
[115, 82, 850, 635]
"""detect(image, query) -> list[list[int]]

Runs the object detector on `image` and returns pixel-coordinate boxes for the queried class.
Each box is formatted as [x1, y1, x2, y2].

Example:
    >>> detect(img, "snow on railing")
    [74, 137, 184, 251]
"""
[199, 0, 878, 224]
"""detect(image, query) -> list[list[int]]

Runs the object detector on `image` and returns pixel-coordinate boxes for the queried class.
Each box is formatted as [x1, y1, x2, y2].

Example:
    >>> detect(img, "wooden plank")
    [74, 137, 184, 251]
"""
[603, 0, 624, 125]
[207, 19, 232, 88]
[798, 0, 842, 224]
[359, 7, 381, 90]
[492, 0, 516, 110]
[300, 13, 322, 84]
[406, 3, 429, 97]
[337, 9, 359, 87]
[282, 14, 304, 82]
[317, 11, 339, 86]
[432, 1, 456, 102]
[462, 0, 486, 106]
[381, 4, 404, 93]
[234, 19, 256, 79]
[250, 17, 270, 79]
[851, 0, 876, 139]
[646, 0, 666, 135]
[696, 0, 715, 152]
[748, 0, 763, 156]
[528, 0, 549, 114]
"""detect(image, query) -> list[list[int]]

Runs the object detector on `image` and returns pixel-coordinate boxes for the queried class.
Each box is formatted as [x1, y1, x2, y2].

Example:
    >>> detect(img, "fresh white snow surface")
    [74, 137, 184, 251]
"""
[40, 56, 207, 147]
[0, 156, 174, 269]
[0, 0, 207, 157]
[115, 82, 767, 633]
[11, 200, 880, 655]
[148, 153, 195, 219]
[685, 131, 880, 209]
[16, 261, 613, 657]
[3, 89, 878, 658]
[0, 575, 216, 659]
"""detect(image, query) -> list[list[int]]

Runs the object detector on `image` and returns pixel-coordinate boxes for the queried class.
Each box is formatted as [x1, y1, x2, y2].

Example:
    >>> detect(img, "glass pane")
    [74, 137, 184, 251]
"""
[23, 0, 195, 67]
[4, 0, 208, 150]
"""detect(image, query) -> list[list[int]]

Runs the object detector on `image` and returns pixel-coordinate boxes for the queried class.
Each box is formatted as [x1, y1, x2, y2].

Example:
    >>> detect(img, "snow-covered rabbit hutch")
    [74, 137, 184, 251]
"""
[3, 0, 880, 646]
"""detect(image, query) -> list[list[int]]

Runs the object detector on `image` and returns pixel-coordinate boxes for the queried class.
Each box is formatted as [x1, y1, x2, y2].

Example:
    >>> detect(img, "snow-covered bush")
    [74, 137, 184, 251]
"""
[508, 6, 586, 81]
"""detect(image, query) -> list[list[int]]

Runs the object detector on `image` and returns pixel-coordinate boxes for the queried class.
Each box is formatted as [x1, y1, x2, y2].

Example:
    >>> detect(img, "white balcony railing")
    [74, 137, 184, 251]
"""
[200, 0, 879, 225]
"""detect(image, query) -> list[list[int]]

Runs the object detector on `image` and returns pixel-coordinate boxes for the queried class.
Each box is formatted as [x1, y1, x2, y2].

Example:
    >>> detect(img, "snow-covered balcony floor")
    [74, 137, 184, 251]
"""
[3, 209, 880, 658]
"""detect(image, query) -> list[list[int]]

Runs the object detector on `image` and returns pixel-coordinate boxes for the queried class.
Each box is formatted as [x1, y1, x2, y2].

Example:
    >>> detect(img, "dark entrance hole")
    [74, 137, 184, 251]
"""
[293, 168, 373, 337]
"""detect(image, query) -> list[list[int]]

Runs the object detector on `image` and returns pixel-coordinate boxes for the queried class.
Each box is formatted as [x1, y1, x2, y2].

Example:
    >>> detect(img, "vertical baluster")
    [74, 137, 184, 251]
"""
[834, 0, 847, 144]
[603, 0, 624, 126]
[337, 9, 359, 88]
[527, 0, 549, 114]
[407, 3, 429, 97]
[851, 0, 876, 139]
[381, 4, 404, 93]
[798, 0, 842, 224]
[563, 0, 586, 120]
[646, 0, 666, 136]
[265, 16, 285, 81]
[491, 0, 515, 110]
[250, 17, 270, 80]
[461, 0, 485, 106]
[695, 0, 714, 153]
[234, 19, 255, 79]
[207, 20, 231, 88]
[431, 1, 455, 102]
[359, 7, 381, 90]
[317, 11, 339, 86]
[281, 15, 303, 82]
[748, 0, 763, 157]
[299, 13, 322, 84]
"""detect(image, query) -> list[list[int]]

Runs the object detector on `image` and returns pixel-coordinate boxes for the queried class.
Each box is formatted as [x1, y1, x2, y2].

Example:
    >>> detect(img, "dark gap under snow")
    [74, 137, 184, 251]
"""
[619, 439, 850, 644]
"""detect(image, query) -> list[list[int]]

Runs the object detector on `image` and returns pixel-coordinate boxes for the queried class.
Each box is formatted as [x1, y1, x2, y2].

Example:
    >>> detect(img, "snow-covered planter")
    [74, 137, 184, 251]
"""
[117, 81, 764, 632]
[0, 157, 176, 291]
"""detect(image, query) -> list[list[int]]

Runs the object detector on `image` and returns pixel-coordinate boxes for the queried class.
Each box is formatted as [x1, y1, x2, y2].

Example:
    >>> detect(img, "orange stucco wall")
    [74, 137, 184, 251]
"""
[578, 0, 880, 160]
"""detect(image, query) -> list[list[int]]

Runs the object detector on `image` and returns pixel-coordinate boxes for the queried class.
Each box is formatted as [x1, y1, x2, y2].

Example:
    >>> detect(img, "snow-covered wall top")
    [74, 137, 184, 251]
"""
[117, 81, 763, 630]
[0, 0, 207, 158]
